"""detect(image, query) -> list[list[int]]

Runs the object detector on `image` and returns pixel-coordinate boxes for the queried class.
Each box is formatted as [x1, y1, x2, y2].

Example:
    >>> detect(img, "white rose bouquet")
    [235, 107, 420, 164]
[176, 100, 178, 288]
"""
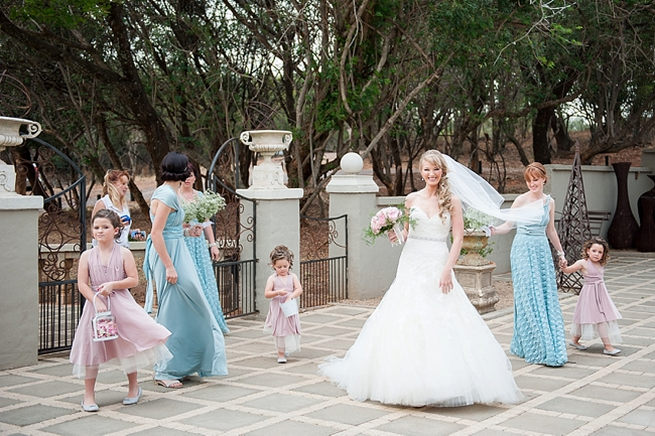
[182, 190, 226, 225]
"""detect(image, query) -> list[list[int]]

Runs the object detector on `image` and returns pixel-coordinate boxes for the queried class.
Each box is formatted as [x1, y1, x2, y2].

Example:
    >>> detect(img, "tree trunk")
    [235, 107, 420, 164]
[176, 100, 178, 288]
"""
[532, 106, 552, 164]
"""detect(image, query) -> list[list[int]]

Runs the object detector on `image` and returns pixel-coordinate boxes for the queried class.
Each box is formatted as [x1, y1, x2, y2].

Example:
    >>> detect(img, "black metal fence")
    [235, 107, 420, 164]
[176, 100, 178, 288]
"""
[17, 138, 87, 354]
[207, 137, 258, 318]
[299, 214, 348, 308]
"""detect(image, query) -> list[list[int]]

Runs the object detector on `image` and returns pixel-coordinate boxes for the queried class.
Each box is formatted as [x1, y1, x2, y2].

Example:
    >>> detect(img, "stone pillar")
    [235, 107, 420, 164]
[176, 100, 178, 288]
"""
[326, 153, 381, 299]
[236, 130, 302, 317]
[0, 116, 43, 369]
[236, 188, 303, 317]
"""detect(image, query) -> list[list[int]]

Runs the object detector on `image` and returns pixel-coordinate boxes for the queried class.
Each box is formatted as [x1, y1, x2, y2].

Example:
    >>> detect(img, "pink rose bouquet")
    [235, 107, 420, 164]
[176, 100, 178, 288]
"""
[364, 206, 412, 245]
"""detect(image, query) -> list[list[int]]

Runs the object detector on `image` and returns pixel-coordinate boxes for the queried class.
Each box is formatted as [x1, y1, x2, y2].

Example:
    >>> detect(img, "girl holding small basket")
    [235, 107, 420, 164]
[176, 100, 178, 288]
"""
[70, 210, 172, 412]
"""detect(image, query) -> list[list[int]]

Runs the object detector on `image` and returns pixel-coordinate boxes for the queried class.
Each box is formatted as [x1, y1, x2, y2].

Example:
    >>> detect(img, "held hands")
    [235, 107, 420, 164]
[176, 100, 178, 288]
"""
[210, 245, 221, 261]
[182, 223, 204, 237]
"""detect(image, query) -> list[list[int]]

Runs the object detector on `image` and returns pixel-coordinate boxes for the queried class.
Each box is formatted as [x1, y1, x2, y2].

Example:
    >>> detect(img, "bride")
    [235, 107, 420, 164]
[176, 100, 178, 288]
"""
[319, 149, 524, 407]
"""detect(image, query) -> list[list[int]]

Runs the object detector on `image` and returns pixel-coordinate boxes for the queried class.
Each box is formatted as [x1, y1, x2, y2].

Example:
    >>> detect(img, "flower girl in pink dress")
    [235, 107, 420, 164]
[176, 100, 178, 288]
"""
[561, 237, 622, 355]
[263, 245, 303, 363]
[70, 210, 172, 412]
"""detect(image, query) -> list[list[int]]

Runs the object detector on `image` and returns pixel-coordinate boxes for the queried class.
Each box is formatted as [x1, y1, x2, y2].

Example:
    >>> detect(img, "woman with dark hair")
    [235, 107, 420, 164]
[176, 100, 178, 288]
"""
[144, 152, 227, 388]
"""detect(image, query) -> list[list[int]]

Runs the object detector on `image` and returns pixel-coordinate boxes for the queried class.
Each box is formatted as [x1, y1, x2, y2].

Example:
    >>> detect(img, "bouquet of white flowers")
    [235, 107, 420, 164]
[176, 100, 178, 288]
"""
[183, 190, 226, 224]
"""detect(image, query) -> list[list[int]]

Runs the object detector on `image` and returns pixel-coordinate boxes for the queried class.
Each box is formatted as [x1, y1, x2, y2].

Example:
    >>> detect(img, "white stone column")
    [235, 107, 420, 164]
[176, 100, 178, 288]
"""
[0, 116, 43, 369]
[236, 130, 303, 317]
[326, 153, 382, 299]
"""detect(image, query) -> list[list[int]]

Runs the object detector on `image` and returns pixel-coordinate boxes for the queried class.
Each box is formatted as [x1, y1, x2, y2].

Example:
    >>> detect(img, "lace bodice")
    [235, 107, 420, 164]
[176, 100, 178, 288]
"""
[408, 207, 451, 240]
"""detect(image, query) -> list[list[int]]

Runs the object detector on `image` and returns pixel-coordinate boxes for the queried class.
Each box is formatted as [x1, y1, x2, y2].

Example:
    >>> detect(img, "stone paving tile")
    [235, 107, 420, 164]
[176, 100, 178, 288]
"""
[617, 407, 655, 427]
[0, 404, 73, 426]
[423, 404, 509, 421]
[599, 372, 655, 388]
[536, 396, 615, 417]
[569, 385, 643, 402]
[117, 397, 200, 419]
[6, 380, 82, 398]
[292, 381, 348, 398]
[501, 411, 586, 434]
[515, 375, 574, 392]
[375, 415, 465, 435]
[179, 408, 270, 432]
[0, 374, 41, 388]
[240, 392, 325, 413]
[244, 419, 337, 436]
[180, 383, 262, 402]
[40, 415, 135, 435]
[590, 424, 653, 435]
[304, 403, 391, 426]
[129, 426, 195, 436]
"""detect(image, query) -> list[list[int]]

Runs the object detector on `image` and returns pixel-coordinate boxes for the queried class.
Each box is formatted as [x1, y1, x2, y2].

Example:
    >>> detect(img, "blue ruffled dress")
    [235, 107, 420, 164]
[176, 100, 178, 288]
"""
[510, 196, 567, 366]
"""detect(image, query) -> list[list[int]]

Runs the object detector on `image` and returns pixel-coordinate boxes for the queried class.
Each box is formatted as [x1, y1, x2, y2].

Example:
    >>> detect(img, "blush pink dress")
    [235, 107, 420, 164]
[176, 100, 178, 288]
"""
[571, 260, 622, 344]
[263, 273, 301, 354]
[70, 243, 172, 378]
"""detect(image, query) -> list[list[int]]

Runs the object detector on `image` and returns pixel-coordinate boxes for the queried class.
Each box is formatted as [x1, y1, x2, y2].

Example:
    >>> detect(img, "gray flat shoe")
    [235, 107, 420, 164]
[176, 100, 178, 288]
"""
[122, 387, 142, 405]
[603, 348, 621, 356]
[81, 401, 99, 412]
[568, 342, 588, 350]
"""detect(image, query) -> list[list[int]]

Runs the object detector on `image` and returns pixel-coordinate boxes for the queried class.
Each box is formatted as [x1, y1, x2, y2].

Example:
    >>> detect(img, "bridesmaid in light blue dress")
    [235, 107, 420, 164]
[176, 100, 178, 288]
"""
[179, 168, 229, 334]
[490, 162, 568, 367]
[144, 152, 228, 388]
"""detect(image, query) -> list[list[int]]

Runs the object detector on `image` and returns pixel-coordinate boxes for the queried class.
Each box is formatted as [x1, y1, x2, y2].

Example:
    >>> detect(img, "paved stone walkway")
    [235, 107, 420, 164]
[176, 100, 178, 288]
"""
[1, 255, 654, 435]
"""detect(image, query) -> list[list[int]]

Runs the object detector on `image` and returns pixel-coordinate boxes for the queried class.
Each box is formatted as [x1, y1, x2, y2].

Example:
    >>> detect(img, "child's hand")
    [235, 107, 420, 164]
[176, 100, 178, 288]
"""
[94, 298, 108, 313]
[277, 289, 288, 297]
[190, 224, 203, 237]
[97, 282, 115, 296]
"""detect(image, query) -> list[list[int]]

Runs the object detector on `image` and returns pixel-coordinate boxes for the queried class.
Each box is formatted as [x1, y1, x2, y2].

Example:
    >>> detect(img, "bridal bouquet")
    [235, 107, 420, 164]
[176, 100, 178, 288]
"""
[364, 206, 412, 246]
[183, 190, 226, 225]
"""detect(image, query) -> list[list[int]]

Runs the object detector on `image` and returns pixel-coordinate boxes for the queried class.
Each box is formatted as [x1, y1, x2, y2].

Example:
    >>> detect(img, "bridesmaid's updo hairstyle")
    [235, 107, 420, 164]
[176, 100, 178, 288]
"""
[269, 245, 294, 268]
[92, 209, 123, 240]
[160, 151, 191, 181]
[524, 162, 547, 182]
[419, 149, 452, 221]
[582, 237, 610, 266]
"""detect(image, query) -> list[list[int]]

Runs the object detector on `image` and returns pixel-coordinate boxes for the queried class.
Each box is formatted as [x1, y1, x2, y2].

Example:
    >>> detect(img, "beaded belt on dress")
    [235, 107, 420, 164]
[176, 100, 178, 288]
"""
[407, 234, 447, 242]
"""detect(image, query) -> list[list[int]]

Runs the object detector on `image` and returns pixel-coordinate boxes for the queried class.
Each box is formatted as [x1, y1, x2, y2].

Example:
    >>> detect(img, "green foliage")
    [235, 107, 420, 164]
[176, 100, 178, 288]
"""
[13, 0, 113, 27]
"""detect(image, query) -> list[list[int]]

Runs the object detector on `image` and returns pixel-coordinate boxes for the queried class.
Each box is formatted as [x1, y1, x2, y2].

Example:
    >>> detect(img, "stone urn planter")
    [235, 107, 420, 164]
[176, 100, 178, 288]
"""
[239, 130, 292, 189]
[0, 116, 42, 195]
[454, 231, 499, 314]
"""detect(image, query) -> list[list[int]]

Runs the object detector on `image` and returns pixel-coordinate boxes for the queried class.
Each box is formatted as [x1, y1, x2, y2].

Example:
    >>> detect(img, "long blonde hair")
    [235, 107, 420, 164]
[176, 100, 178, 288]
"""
[102, 169, 129, 208]
[419, 150, 452, 220]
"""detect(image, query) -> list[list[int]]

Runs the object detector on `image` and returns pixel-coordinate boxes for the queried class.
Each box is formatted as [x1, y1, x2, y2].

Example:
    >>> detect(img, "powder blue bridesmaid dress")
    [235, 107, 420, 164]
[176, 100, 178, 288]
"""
[510, 195, 568, 366]
[183, 190, 230, 334]
[144, 184, 228, 379]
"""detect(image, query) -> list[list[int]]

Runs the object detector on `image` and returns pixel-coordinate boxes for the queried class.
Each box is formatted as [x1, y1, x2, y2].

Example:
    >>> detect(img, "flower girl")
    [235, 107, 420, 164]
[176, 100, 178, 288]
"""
[561, 237, 622, 355]
[70, 210, 172, 411]
[263, 245, 303, 363]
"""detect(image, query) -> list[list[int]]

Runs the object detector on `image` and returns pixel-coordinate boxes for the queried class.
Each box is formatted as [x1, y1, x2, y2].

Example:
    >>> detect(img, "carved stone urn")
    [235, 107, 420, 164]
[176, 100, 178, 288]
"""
[239, 130, 292, 189]
[0, 116, 42, 196]
[454, 231, 498, 314]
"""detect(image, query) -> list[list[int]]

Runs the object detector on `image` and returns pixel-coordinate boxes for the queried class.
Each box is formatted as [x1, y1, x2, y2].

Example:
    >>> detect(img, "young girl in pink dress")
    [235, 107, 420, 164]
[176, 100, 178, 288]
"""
[70, 210, 172, 412]
[561, 237, 622, 355]
[263, 245, 303, 363]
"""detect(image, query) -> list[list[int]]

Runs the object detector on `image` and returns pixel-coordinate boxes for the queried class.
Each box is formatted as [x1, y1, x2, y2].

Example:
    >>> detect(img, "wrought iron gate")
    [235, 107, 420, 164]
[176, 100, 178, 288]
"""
[207, 138, 257, 318]
[299, 214, 348, 308]
[16, 138, 87, 354]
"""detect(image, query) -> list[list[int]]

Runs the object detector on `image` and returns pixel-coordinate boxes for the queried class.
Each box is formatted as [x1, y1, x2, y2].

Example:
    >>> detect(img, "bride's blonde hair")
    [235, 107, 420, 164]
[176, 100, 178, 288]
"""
[419, 150, 452, 221]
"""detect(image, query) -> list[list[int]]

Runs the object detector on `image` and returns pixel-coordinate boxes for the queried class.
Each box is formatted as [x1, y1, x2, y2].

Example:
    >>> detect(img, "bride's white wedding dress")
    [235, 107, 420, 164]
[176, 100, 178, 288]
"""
[319, 207, 523, 407]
